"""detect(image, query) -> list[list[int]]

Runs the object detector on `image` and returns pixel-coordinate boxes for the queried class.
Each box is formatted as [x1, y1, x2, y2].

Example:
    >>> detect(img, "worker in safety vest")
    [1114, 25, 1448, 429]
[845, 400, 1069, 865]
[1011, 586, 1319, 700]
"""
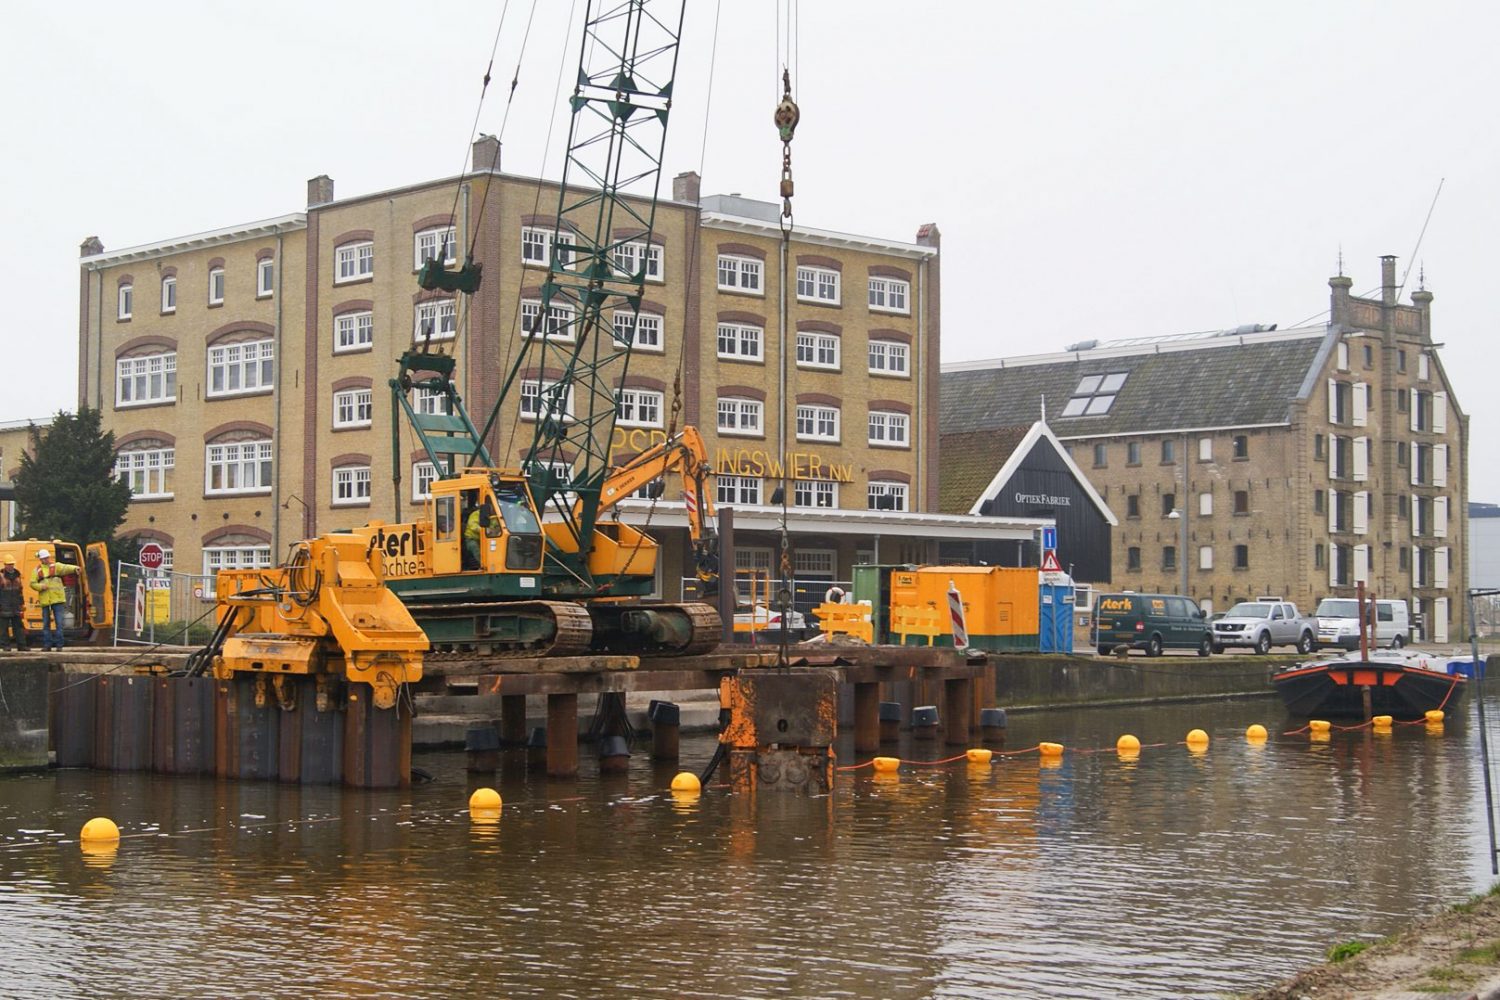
[463, 504, 482, 570]
[30, 548, 80, 651]
[0, 556, 27, 650]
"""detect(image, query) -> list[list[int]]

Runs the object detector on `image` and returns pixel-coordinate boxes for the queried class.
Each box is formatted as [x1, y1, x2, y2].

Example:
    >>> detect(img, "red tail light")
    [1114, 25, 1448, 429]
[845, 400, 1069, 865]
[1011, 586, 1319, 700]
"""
[1135, 622, 1145, 631]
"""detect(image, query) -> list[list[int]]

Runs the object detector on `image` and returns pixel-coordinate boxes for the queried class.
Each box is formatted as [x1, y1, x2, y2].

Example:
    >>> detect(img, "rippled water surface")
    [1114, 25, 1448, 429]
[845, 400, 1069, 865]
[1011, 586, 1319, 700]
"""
[2, 694, 1496, 999]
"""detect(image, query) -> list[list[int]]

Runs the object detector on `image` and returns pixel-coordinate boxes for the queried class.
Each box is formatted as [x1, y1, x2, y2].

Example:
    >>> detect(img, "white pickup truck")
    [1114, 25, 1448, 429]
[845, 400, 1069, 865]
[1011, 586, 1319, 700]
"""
[1210, 599, 1317, 655]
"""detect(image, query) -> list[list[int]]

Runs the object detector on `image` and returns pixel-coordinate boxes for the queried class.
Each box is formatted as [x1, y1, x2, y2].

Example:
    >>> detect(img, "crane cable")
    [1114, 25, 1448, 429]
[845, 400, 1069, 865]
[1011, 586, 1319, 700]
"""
[774, 0, 800, 669]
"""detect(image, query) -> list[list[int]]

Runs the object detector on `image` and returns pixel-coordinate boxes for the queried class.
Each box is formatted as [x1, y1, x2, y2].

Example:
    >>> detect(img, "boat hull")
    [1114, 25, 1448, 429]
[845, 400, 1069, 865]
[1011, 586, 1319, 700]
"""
[1273, 659, 1467, 720]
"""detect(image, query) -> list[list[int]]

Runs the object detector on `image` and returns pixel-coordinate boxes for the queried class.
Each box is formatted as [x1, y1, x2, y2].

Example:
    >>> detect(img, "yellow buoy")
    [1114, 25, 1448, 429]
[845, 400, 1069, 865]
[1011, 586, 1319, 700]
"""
[872, 756, 901, 774]
[79, 817, 120, 843]
[670, 771, 702, 793]
[1372, 715, 1393, 731]
[1309, 720, 1332, 734]
[469, 807, 502, 825]
[965, 748, 993, 765]
[1245, 724, 1268, 742]
[1185, 729, 1209, 748]
[1039, 742, 1064, 758]
[1425, 710, 1445, 724]
[468, 787, 502, 811]
[1116, 734, 1141, 755]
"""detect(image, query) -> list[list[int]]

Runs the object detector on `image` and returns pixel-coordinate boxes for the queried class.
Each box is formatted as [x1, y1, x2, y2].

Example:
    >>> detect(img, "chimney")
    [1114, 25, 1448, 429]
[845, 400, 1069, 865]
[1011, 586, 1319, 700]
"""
[472, 134, 501, 173]
[307, 174, 335, 208]
[916, 222, 941, 249]
[1328, 274, 1353, 325]
[672, 170, 700, 204]
[1380, 254, 1397, 305]
[79, 236, 103, 258]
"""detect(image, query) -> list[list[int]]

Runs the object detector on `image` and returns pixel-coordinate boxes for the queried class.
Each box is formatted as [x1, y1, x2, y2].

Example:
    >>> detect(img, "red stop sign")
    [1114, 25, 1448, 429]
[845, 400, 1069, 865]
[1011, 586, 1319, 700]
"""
[139, 543, 165, 570]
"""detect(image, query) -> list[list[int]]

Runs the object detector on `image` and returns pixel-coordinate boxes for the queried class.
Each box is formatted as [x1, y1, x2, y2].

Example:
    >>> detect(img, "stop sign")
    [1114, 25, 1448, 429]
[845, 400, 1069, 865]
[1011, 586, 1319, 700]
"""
[139, 542, 165, 570]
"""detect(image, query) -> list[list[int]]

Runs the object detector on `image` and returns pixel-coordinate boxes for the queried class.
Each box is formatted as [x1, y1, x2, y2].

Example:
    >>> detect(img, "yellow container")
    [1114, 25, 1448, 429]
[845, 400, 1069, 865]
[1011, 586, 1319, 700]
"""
[888, 565, 1040, 650]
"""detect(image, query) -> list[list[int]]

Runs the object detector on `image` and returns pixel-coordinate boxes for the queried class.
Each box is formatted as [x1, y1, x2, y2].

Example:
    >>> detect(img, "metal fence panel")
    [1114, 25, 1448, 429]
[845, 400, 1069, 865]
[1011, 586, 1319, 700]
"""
[113, 562, 219, 647]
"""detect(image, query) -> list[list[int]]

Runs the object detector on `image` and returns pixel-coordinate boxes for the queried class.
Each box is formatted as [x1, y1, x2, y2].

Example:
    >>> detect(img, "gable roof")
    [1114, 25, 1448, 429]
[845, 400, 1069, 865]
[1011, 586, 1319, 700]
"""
[941, 420, 1118, 525]
[941, 325, 1330, 439]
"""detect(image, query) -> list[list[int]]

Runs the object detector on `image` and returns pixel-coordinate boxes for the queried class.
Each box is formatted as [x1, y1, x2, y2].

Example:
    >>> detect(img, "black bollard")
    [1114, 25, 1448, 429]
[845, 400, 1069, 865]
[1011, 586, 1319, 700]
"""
[879, 701, 902, 743]
[980, 707, 1008, 747]
[911, 704, 940, 742]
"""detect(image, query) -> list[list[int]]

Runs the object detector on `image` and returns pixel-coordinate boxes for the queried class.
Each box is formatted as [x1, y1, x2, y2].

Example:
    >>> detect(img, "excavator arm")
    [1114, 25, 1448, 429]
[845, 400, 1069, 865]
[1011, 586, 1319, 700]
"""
[582, 425, 720, 592]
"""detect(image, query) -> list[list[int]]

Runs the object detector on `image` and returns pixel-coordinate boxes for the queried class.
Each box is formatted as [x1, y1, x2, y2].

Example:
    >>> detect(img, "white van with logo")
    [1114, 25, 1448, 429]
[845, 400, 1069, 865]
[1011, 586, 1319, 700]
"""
[1314, 598, 1410, 651]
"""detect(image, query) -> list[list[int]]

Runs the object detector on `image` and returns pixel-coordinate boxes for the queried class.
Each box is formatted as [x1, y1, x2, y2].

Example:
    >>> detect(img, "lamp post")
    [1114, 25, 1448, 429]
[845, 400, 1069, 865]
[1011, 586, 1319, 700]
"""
[282, 493, 311, 539]
[1167, 508, 1189, 598]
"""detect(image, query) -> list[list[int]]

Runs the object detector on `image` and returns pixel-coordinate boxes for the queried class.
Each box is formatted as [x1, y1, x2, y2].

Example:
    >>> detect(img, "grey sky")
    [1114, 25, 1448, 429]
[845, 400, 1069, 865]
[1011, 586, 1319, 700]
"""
[5, 2, 1495, 497]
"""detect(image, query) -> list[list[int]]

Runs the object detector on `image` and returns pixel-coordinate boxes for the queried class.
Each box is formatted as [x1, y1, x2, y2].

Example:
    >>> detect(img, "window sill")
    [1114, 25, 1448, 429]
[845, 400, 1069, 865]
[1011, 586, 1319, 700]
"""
[333, 345, 375, 356]
[115, 399, 178, 411]
[411, 261, 458, 274]
[797, 364, 842, 374]
[1233, 511, 1252, 517]
[117, 316, 132, 324]
[796, 437, 842, 446]
[332, 500, 372, 509]
[617, 421, 665, 431]
[715, 286, 766, 298]
[334, 275, 375, 287]
[716, 355, 765, 365]
[207, 389, 274, 401]
[160, 309, 175, 317]
[203, 490, 272, 499]
[868, 306, 911, 317]
[127, 495, 175, 504]
[716, 429, 765, 439]
[1232, 456, 1249, 462]
[332, 424, 373, 433]
[1126, 461, 1141, 468]
[867, 369, 911, 379]
[868, 441, 910, 450]
[613, 342, 665, 354]
[796, 297, 842, 309]
[256, 292, 273, 301]
[208, 301, 224, 309]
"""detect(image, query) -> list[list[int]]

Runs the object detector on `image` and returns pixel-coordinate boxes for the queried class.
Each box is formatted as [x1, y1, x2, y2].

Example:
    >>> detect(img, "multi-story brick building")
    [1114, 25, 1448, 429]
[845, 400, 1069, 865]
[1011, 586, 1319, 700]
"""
[941, 258, 1470, 641]
[77, 139, 1045, 606]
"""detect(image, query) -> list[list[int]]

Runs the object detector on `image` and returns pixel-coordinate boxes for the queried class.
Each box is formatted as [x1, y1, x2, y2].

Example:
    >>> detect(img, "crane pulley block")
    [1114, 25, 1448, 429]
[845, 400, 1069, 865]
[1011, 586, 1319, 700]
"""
[417, 257, 483, 295]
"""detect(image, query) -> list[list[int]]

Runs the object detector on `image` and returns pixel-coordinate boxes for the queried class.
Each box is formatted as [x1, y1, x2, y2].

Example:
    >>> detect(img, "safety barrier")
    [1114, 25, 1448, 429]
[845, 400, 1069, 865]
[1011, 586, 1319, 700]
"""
[891, 604, 942, 646]
[815, 600, 873, 643]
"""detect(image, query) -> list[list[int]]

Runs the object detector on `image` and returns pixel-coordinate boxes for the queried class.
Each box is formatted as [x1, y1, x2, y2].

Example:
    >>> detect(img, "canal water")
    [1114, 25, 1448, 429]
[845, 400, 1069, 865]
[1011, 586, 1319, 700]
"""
[1, 693, 1495, 999]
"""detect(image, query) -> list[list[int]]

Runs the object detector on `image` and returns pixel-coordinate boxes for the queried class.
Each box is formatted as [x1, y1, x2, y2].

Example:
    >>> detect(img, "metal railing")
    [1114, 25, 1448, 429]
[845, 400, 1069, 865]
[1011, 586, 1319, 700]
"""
[112, 561, 218, 647]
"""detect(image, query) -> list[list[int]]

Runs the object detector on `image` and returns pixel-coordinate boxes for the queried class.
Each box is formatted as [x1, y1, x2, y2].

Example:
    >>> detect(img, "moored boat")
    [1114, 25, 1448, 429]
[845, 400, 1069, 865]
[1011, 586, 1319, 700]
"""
[1273, 649, 1467, 720]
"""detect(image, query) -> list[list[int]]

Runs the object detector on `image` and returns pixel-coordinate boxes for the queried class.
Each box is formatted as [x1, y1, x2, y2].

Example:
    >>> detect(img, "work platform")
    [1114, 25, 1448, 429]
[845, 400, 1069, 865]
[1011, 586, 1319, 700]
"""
[34, 644, 992, 790]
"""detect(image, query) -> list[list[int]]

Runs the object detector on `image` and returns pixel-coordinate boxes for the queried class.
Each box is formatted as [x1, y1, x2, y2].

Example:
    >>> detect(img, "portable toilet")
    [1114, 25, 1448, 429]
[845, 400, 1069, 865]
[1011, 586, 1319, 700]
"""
[852, 564, 914, 644]
[1038, 571, 1075, 653]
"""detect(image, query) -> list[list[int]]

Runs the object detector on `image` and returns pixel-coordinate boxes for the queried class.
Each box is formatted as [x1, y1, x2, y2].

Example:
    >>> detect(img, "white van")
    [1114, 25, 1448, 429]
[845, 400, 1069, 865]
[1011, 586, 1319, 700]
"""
[1313, 598, 1410, 651]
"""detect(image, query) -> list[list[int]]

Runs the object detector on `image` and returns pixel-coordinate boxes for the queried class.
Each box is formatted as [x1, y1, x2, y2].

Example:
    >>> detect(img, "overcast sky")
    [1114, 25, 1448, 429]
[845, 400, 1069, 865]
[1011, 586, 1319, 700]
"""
[4, 2, 1495, 497]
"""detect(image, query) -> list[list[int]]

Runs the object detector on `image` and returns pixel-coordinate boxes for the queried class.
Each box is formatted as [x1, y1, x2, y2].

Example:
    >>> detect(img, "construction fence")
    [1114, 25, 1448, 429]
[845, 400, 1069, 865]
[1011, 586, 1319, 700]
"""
[112, 561, 220, 647]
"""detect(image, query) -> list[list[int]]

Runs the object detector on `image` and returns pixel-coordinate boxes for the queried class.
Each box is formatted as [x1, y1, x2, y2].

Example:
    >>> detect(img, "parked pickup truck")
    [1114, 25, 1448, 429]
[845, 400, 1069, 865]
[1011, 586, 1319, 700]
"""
[1210, 599, 1317, 654]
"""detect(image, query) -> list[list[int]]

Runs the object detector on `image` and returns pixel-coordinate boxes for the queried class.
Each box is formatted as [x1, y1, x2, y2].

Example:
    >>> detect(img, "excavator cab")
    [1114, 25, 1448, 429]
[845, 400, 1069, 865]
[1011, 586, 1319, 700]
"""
[428, 472, 545, 577]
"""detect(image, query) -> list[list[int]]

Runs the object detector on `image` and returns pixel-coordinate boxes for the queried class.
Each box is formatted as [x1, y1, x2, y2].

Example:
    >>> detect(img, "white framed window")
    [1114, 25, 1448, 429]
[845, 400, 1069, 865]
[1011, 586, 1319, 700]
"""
[208, 267, 225, 305]
[794, 480, 838, 509]
[868, 339, 909, 376]
[1418, 352, 1430, 381]
[520, 299, 576, 342]
[334, 310, 374, 352]
[414, 387, 451, 415]
[414, 299, 457, 342]
[256, 258, 274, 297]
[796, 266, 840, 305]
[118, 283, 133, 320]
[521, 226, 574, 268]
[867, 410, 909, 447]
[335, 241, 374, 283]
[116, 353, 177, 407]
[1061, 372, 1128, 416]
[205, 440, 273, 495]
[867, 277, 909, 314]
[333, 466, 372, 506]
[615, 388, 663, 428]
[1199, 545, 1214, 570]
[612, 241, 663, 283]
[207, 339, 274, 397]
[867, 481, 908, 511]
[716, 255, 763, 293]
[612, 311, 663, 351]
[520, 380, 574, 423]
[717, 397, 763, 436]
[160, 276, 176, 313]
[1199, 491, 1213, 516]
[151, 546, 175, 574]
[412, 461, 438, 501]
[716, 475, 762, 506]
[1198, 437, 1213, 461]
[333, 388, 373, 429]
[414, 226, 457, 269]
[794, 549, 837, 576]
[796, 332, 840, 369]
[796, 404, 840, 442]
[716, 323, 763, 361]
[202, 546, 272, 595]
[114, 447, 174, 499]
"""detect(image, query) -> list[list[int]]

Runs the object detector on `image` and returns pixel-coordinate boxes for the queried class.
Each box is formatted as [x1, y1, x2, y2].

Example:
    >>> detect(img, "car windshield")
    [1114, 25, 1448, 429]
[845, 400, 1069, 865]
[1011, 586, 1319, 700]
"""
[1316, 599, 1359, 617]
[1225, 603, 1272, 618]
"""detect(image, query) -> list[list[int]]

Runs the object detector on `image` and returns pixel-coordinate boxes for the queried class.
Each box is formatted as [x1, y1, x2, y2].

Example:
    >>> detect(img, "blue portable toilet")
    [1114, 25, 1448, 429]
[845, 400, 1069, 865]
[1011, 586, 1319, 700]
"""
[1038, 572, 1075, 653]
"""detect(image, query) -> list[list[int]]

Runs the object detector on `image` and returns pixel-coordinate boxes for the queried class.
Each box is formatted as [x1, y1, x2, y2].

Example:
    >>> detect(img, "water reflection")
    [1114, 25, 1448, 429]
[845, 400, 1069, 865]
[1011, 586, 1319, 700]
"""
[0, 695, 1495, 998]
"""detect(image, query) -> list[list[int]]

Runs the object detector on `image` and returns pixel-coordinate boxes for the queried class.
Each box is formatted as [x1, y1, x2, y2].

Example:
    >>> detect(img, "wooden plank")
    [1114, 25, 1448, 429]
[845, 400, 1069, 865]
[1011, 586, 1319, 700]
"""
[421, 654, 638, 677]
[474, 667, 736, 697]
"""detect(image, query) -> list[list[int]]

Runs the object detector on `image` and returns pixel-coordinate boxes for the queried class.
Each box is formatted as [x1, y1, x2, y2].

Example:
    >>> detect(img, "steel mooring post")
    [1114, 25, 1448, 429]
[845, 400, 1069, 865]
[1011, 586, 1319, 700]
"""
[720, 668, 837, 794]
[853, 682, 880, 753]
[546, 693, 579, 778]
[944, 677, 972, 746]
[648, 700, 681, 761]
[342, 683, 411, 789]
[500, 694, 528, 746]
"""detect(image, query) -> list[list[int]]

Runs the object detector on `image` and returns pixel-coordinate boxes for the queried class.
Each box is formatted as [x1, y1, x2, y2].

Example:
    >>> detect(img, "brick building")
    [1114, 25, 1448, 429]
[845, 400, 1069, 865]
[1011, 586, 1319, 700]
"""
[941, 258, 1469, 641]
[77, 140, 1046, 605]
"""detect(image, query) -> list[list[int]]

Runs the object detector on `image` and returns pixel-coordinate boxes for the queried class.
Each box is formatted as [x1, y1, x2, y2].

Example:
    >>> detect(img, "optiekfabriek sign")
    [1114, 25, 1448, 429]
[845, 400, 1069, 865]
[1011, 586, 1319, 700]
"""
[1015, 491, 1072, 507]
